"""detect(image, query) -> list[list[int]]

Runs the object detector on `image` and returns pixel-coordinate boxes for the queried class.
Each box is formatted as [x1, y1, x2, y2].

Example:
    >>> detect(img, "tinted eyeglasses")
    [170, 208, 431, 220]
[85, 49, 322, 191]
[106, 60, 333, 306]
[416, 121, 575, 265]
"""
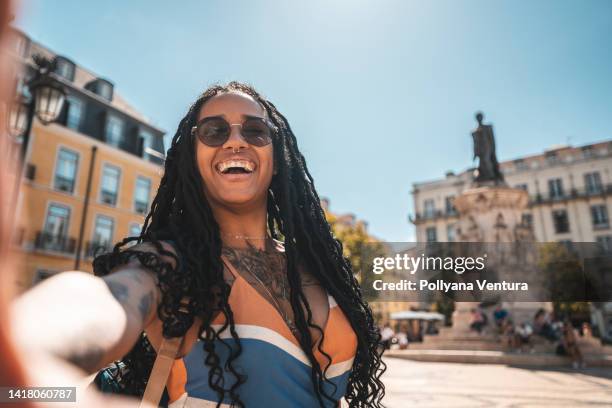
[191, 115, 274, 147]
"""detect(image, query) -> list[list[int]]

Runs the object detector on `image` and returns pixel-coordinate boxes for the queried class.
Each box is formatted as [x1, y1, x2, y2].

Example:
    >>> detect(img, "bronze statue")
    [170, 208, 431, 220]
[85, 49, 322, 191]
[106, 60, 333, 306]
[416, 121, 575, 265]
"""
[472, 112, 504, 185]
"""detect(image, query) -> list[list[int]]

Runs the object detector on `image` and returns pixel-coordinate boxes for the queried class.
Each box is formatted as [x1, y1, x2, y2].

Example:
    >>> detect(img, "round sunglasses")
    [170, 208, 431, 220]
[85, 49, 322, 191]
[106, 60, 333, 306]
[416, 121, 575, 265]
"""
[191, 115, 274, 147]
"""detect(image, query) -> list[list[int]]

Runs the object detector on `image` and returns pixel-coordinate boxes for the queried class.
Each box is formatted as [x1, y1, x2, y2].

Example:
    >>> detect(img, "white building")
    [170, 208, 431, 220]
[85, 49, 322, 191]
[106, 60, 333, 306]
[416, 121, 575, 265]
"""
[411, 141, 612, 247]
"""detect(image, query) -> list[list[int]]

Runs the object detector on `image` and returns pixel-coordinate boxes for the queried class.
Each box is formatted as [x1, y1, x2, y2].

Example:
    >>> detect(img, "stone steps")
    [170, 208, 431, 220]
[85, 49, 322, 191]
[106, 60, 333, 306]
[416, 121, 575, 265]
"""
[385, 349, 612, 367]
[410, 341, 559, 352]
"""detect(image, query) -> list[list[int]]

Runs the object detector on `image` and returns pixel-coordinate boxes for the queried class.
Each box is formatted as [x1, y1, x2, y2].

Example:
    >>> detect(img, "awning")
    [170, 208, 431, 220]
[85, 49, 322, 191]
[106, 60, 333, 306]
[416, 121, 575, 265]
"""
[389, 310, 445, 321]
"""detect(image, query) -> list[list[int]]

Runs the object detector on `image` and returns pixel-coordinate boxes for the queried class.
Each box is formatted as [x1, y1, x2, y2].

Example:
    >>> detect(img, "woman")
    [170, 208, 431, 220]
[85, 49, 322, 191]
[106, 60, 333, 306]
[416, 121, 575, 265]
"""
[74, 81, 385, 407]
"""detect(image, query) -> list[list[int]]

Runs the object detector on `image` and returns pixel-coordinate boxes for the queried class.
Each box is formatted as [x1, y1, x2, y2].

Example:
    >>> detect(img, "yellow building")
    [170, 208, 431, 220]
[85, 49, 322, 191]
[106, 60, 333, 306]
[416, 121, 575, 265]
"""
[6, 29, 166, 290]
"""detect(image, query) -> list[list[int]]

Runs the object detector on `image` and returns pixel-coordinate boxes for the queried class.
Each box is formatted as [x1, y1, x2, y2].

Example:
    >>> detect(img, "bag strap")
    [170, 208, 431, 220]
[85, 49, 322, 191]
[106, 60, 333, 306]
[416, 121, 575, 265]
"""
[140, 295, 191, 408]
[139, 336, 183, 408]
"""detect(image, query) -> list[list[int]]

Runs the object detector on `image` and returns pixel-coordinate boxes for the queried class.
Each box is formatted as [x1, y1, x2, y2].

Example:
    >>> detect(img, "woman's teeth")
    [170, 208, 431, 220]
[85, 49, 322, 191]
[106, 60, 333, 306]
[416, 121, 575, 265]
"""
[217, 160, 255, 174]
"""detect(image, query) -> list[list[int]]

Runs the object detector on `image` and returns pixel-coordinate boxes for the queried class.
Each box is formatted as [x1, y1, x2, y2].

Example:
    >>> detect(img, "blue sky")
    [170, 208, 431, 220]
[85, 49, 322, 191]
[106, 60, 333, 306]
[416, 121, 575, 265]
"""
[14, 0, 612, 241]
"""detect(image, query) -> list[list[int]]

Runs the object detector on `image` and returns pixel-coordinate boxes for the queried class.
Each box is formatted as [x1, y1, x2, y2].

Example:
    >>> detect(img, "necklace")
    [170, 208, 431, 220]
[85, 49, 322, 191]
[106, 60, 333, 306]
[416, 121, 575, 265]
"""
[221, 232, 269, 240]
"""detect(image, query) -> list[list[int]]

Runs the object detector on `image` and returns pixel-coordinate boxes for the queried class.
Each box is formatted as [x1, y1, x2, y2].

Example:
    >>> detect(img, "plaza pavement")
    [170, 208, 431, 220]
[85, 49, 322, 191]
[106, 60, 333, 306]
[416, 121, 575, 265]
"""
[382, 357, 612, 407]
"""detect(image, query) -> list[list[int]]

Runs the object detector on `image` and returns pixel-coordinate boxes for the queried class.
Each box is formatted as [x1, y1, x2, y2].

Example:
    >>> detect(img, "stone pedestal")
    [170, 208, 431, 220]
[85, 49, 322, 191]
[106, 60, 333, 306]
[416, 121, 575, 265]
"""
[427, 185, 550, 344]
[454, 186, 531, 243]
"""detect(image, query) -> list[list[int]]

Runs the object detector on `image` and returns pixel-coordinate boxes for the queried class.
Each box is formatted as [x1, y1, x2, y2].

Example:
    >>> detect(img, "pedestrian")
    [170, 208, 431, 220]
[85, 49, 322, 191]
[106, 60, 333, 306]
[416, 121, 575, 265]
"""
[470, 308, 486, 334]
[561, 320, 584, 369]
[533, 308, 559, 342]
[12, 82, 386, 407]
[514, 322, 533, 353]
[380, 324, 395, 350]
[493, 304, 509, 332]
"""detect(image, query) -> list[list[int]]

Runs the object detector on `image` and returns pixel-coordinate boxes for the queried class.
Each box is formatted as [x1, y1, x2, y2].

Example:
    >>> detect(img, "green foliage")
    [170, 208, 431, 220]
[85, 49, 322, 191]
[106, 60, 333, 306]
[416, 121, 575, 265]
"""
[537, 243, 591, 319]
[325, 210, 385, 299]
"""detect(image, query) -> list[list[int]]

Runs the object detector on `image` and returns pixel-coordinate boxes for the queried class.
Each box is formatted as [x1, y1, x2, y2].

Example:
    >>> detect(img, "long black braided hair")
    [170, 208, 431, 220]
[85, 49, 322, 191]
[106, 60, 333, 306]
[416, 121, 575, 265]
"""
[93, 82, 385, 407]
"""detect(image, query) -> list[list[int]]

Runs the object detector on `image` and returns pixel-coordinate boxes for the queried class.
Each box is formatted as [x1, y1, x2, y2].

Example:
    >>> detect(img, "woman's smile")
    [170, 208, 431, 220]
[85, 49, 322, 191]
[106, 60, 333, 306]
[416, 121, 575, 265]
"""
[214, 156, 257, 182]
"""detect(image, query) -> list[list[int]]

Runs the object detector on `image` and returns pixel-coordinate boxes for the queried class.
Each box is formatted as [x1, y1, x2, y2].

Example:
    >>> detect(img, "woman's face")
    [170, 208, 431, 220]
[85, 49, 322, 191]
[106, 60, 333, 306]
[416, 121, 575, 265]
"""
[195, 91, 274, 210]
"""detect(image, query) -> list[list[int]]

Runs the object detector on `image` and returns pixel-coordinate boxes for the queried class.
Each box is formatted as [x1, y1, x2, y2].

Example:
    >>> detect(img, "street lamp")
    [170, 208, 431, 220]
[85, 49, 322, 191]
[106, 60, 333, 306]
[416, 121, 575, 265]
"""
[7, 54, 66, 232]
[7, 54, 66, 160]
[7, 95, 28, 140]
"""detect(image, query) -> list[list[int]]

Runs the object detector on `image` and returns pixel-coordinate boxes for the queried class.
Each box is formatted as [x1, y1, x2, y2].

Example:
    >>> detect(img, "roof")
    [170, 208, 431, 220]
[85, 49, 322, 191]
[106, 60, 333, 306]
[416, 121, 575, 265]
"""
[10, 27, 164, 134]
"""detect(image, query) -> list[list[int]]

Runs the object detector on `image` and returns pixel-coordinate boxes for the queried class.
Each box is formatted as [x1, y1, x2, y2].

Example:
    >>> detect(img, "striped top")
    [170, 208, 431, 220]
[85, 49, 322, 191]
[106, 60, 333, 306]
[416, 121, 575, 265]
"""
[165, 254, 358, 407]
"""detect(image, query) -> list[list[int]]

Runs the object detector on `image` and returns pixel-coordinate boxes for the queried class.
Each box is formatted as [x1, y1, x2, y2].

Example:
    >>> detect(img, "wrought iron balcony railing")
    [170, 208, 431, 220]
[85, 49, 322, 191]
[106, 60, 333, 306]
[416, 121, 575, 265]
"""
[34, 231, 76, 254]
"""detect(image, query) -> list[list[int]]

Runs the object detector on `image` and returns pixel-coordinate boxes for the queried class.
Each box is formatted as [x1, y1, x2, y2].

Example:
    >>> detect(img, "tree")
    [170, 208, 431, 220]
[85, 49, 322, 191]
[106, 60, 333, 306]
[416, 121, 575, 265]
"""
[325, 210, 385, 300]
[538, 243, 591, 320]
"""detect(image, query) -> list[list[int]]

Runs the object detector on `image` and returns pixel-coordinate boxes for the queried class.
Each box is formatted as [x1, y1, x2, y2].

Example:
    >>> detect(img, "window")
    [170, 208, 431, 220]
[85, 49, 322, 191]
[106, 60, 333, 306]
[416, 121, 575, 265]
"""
[66, 96, 83, 131]
[591, 205, 609, 229]
[445, 196, 456, 215]
[582, 146, 594, 159]
[552, 209, 570, 234]
[100, 164, 120, 206]
[15, 74, 31, 99]
[129, 223, 142, 237]
[33, 269, 58, 285]
[548, 178, 564, 199]
[140, 129, 153, 159]
[54, 58, 75, 81]
[423, 199, 435, 218]
[54, 148, 78, 193]
[134, 176, 151, 214]
[514, 159, 528, 171]
[545, 151, 559, 165]
[105, 115, 124, 147]
[98, 82, 113, 101]
[596, 236, 612, 253]
[426, 227, 437, 243]
[93, 215, 114, 247]
[584, 172, 603, 195]
[522, 213, 533, 227]
[44, 204, 70, 237]
[447, 224, 455, 242]
[515, 184, 528, 192]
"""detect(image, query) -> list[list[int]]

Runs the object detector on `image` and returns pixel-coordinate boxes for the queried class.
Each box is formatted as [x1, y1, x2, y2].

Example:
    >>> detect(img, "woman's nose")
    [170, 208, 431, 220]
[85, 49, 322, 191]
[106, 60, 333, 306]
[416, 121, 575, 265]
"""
[223, 124, 249, 151]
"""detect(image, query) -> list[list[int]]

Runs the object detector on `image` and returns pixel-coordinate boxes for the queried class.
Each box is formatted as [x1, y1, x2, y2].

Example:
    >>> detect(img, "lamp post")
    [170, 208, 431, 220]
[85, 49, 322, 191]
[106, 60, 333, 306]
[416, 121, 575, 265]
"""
[6, 55, 66, 234]
[7, 55, 66, 160]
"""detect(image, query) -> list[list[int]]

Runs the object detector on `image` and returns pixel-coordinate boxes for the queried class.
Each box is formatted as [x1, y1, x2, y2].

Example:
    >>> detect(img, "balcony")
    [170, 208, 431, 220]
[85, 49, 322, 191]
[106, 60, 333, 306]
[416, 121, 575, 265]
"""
[409, 209, 459, 224]
[134, 200, 148, 215]
[100, 190, 117, 206]
[34, 231, 76, 255]
[54, 175, 75, 193]
[85, 241, 112, 258]
[529, 184, 612, 206]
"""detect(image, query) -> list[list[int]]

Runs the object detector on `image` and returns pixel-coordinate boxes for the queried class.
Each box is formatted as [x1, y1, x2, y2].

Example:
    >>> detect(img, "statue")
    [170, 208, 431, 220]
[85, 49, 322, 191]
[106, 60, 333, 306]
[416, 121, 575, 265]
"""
[471, 112, 505, 185]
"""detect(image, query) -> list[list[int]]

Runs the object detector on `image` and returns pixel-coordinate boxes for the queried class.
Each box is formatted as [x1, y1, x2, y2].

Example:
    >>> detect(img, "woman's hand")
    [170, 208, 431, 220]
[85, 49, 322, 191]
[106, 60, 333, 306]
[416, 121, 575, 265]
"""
[10, 240, 200, 374]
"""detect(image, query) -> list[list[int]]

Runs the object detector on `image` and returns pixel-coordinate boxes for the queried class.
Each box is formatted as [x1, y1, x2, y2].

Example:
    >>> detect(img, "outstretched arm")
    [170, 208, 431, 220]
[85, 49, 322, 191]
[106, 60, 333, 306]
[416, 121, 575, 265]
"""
[10, 242, 176, 374]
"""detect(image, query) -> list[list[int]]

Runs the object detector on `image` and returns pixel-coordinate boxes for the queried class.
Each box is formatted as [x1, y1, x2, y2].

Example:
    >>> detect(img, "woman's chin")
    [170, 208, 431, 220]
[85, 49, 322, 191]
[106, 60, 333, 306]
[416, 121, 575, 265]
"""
[211, 192, 264, 209]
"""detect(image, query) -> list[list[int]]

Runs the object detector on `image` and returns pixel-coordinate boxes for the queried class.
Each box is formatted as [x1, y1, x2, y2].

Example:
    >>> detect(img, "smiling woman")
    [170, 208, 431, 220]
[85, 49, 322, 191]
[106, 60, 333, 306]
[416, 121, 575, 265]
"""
[9, 82, 385, 407]
[82, 82, 387, 407]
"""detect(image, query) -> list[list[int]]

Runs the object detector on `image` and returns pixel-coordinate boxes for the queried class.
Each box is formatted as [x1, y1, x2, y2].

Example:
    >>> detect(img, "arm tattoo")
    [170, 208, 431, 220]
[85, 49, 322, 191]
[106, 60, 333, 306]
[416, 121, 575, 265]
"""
[105, 280, 129, 303]
[139, 291, 154, 321]
[128, 269, 144, 284]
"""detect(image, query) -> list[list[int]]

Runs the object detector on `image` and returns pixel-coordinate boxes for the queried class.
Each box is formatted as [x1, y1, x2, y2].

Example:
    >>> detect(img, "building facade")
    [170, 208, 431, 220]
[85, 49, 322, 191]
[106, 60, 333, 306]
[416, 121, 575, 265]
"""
[5, 29, 166, 290]
[411, 141, 612, 246]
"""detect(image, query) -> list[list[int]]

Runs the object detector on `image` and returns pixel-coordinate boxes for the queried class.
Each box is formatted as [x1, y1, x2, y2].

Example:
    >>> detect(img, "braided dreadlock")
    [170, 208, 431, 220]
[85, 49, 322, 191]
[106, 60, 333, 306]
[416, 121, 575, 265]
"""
[93, 81, 386, 407]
